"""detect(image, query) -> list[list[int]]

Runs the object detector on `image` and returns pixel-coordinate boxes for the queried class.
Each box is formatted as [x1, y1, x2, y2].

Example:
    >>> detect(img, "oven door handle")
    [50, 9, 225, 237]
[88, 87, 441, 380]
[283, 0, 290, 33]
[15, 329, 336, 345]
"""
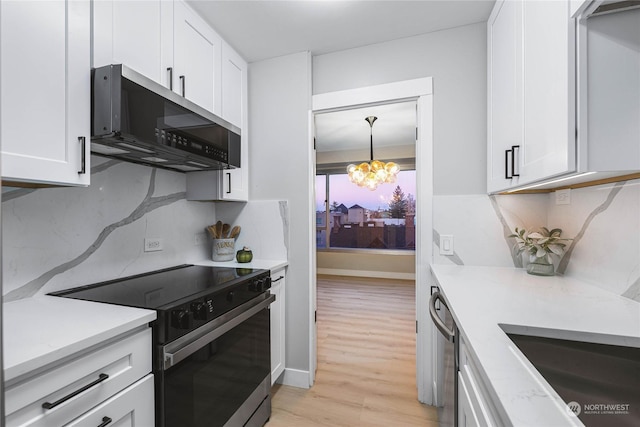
[163, 293, 275, 370]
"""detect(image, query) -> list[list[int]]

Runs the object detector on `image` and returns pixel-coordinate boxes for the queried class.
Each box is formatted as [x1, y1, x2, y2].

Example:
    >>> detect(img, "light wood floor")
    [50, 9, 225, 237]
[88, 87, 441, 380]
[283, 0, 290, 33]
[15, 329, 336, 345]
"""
[266, 275, 439, 427]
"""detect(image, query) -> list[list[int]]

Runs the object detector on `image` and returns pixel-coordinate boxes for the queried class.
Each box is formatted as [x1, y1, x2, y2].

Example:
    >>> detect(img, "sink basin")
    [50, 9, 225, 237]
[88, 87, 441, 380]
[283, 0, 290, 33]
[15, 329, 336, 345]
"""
[506, 333, 640, 427]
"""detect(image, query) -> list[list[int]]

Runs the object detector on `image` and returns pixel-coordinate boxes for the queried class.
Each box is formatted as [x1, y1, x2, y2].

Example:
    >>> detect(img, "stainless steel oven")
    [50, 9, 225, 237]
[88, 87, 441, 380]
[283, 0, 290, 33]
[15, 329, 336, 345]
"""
[50, 265, 274, 427]
[160, 292, 274, 427]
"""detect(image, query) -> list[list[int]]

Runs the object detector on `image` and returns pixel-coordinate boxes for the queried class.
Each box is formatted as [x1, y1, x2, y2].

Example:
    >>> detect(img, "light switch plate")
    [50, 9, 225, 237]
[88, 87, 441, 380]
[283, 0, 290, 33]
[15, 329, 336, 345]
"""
[439, 235, 454, 256]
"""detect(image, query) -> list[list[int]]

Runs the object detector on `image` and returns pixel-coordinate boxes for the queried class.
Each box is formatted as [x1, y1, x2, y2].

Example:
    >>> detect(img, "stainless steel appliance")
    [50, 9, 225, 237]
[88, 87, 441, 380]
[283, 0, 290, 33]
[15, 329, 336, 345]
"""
[91, 64, 241, 173]
[50, 264, 273, 427]
[429, 290, 458, 427]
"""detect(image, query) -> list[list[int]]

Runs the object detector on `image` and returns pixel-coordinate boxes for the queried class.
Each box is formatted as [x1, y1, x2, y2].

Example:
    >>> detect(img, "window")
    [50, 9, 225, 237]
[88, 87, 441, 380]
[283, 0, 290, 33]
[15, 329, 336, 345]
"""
[316, 171, 416, 250]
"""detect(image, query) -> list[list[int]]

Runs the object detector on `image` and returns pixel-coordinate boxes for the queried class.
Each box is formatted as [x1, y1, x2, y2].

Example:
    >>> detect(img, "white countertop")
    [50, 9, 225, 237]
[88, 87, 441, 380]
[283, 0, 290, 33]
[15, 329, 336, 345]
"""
[430, 265, 640, 427]
[3, 296, 156, 384]
[194, 258, 288, 271]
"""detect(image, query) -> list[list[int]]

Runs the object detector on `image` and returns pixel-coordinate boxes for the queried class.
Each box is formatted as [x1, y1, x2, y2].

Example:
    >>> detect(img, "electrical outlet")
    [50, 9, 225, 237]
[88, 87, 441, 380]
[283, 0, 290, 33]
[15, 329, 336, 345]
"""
[439, 235, 454, 256]
[194, 232, 207, 246]
[555, 188, 571, 205]
[144, 238, 163, 252]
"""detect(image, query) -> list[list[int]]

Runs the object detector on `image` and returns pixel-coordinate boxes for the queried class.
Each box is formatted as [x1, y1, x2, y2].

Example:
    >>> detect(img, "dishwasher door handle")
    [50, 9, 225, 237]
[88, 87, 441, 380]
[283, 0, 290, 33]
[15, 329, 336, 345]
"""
[429, 291, 455, 343]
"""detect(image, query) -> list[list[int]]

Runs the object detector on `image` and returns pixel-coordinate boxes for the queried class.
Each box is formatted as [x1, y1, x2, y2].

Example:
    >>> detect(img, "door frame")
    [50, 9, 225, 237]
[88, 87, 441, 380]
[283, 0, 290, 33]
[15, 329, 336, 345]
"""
[309, 77, 434, 403]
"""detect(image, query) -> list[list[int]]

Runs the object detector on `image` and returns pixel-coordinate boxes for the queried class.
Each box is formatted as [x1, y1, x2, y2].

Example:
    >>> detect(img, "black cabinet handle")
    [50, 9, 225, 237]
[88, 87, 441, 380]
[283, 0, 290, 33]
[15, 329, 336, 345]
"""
[179, 75, 185, 97]
[167, 67, 173, 90]
[511, 145, 520, 177]
[42, 373, 109, 410]
[97, 416, 112, 427]
[78, 136, 86, 175]
[226, 172, 231, 194]
[272, 276, 284, 283]
[505, 148, 512, 179]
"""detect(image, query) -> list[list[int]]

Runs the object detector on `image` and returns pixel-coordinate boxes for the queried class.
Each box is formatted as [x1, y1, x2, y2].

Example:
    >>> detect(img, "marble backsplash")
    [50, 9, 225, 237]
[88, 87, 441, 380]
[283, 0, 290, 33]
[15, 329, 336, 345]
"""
[2, 156, 215, 301]
[433, 178, 640, 302]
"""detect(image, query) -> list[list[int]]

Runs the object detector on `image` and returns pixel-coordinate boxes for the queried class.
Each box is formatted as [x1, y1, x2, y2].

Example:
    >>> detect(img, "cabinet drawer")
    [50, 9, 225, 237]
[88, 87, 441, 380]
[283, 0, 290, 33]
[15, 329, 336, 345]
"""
[64, 374, 154, 427]
[6, 328, 152, 427]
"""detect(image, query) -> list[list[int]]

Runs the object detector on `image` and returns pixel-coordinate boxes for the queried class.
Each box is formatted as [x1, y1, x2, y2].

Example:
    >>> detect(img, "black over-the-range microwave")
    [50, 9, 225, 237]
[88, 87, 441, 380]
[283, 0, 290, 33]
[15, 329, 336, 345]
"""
[91, 64, 240, 173]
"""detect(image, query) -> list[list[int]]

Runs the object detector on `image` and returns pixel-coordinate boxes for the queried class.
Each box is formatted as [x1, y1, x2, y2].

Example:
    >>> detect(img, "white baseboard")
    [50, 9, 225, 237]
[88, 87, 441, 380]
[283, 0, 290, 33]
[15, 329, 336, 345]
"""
[279, 368, 311, 389]
[316, 268, 415, 281]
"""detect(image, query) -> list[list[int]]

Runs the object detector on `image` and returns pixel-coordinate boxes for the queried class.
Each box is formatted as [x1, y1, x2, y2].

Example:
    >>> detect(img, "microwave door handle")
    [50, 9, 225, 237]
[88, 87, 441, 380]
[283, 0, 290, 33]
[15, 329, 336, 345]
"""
[429, 291, 455, 343]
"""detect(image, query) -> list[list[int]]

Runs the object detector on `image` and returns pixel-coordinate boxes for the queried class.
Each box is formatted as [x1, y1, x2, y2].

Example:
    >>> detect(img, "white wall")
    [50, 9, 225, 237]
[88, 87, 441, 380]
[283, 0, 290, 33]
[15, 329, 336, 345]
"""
[313, 22, 487, 195]
[249, 52, 313, 376]
[2, 156, 215, 300]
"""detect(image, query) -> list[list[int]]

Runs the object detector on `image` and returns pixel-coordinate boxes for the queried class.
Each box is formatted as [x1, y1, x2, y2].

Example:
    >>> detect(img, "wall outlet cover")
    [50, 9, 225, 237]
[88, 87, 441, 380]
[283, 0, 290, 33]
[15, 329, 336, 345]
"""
[555, 188, 571, 205]
[144, 238, 163, 252]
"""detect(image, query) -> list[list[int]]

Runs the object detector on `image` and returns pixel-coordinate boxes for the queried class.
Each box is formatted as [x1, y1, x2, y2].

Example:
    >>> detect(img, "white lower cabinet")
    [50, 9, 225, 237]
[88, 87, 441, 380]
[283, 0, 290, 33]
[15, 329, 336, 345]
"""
[5, 328, 153, 427]
[270, 268, 286, 384]
[457, 336, 500, 427]
[64, 374, 154, 427]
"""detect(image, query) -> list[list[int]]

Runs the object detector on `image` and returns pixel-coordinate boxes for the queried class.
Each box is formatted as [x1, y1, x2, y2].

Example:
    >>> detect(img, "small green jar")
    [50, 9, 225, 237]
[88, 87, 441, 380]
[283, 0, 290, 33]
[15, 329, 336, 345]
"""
[236, 247, 253, 263]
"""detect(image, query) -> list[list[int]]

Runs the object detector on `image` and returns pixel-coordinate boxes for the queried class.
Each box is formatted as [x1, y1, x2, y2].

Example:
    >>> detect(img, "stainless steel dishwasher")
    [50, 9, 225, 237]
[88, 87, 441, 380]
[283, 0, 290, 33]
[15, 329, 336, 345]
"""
[429, 290, 458, 427]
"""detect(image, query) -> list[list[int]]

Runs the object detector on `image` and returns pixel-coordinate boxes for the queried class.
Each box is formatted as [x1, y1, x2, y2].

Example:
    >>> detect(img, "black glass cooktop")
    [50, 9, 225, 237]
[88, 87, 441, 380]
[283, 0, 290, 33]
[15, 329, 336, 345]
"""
[49, 264, 267, 310]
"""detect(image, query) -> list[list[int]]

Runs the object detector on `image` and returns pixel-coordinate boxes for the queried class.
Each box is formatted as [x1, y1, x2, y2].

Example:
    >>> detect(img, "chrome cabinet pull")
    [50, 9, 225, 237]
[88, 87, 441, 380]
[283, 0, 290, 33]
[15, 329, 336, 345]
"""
[78, 136, 86, 175]
[167, 67, 173, 90]
[42, 373, 109, 410]
[97, 416, 112, 427]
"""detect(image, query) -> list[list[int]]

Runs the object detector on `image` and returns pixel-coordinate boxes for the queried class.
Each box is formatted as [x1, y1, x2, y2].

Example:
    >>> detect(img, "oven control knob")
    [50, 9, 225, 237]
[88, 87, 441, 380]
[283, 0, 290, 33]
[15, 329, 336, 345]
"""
[249, 279, 262, 292]
[190, 301, 212, 321]
[171, 309, 192, 329]
[226, 291, 234, 302]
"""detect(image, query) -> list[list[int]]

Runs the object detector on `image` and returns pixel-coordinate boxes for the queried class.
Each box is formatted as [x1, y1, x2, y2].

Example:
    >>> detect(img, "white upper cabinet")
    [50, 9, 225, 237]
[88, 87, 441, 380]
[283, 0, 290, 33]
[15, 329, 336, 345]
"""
[580, 7, 640, 172]
[221, 41, 247, 129]
[92, 0, 174, 89]
[487, 0, 523, 192]
[487, 0, 576, 193]
[520, 0, 576, 183]
[186, 41, 249, 202]
[1, 0, 90, 186]
[173, 0, 222, 115]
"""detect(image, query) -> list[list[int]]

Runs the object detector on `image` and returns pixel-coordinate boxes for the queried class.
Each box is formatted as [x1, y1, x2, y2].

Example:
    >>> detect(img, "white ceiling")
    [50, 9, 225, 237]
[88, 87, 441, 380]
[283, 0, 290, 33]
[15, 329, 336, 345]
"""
[314, 101, 417, 153]
[186, 0, 495, 63]
[186, 0, 495, 153]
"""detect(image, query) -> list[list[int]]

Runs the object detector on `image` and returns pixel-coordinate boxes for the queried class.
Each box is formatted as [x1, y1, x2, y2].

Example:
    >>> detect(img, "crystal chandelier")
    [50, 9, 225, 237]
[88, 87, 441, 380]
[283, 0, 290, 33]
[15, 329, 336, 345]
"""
[346, 116, 400, 191]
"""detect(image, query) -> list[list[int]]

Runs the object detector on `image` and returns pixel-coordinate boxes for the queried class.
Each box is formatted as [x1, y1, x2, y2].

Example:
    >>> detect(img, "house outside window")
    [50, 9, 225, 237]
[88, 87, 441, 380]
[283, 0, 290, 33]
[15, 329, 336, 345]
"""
[316, 171, 416, 251]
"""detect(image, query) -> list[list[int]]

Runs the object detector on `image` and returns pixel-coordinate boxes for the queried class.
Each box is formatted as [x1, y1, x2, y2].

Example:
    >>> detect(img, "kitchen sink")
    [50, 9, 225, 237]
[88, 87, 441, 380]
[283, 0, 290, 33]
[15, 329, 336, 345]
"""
[506, 333, 640, 427]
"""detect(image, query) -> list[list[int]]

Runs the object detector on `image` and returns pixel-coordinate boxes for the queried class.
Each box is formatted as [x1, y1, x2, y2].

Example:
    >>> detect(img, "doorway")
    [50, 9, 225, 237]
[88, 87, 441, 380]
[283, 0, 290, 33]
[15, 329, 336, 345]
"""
[309, 77, 434, 404]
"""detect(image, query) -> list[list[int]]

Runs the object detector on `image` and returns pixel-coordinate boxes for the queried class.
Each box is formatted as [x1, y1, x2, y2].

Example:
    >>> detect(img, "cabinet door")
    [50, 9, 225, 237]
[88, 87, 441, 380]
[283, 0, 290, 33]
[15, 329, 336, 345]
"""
[458, 372, 481, 427]
[173, 0, 222, 114]
[92, 0, 173, 89]
[520, 0, 576, 183]
[487, 0, 522, 193]
[1, 0, 90, 186]
[270, 270, 286, 384]
[222, 168, 249, 202]
[221, 42, 248, 201]
[221, 41, 247, 128]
